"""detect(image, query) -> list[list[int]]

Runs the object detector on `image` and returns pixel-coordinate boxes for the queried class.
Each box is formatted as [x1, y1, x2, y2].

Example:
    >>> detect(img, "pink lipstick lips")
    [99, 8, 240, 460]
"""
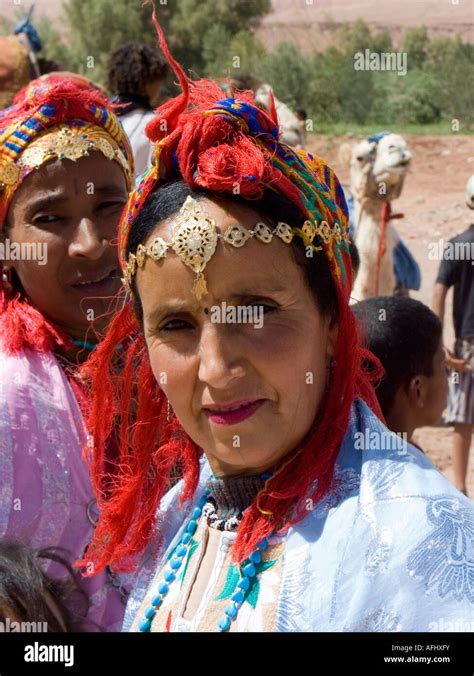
[203, 399, 265, 425]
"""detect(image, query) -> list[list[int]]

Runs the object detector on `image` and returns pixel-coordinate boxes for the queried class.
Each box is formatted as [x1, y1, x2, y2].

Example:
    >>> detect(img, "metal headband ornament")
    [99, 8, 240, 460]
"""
[122, 195, 350, 300]
[0, 123, 133, 192]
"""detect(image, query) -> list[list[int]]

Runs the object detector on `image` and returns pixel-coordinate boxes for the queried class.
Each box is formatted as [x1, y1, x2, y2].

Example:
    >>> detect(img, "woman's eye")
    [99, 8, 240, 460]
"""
[33, 214, 62, 224]
[160, 319, 193, 332]
[246, 302, 278, 315]
[260, 303, 277, 314]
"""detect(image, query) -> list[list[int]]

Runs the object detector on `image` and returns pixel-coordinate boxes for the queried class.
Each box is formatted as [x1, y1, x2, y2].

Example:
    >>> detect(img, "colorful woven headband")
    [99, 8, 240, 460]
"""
[118, 14, 351, 301]
[0, 75, 135, 228]
[120, 99, 351, 299]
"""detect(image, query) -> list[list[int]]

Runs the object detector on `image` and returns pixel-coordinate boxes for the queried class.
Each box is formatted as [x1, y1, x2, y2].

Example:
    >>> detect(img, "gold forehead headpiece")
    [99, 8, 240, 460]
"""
[122, 196, 349, 300]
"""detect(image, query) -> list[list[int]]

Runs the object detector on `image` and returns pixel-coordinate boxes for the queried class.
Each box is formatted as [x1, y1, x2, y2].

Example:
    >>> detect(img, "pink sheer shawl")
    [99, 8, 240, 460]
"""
[0, 347, 127, 631]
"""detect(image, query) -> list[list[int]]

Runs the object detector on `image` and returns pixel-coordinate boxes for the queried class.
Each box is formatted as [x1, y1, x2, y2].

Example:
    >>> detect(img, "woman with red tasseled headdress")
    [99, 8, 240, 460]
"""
[0, 73, 135, 630]
[80, 10, 473, 633]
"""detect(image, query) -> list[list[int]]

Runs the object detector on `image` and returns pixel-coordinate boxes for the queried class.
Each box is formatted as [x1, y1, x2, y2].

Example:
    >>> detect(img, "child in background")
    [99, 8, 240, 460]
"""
[432, 175, 474, 496]
[353, 296, 448, 444]
[108, 42, 168, 177]
[0, 542, 90, 632]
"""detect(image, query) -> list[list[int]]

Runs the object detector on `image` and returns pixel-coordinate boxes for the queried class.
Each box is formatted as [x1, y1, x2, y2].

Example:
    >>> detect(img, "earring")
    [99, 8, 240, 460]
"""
[166, 399, 173, 422]
[1, 268, 13, 295]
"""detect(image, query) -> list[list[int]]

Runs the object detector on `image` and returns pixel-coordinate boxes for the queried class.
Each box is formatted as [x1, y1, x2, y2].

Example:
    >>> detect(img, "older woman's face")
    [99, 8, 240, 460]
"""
[137, 197, 338, 477]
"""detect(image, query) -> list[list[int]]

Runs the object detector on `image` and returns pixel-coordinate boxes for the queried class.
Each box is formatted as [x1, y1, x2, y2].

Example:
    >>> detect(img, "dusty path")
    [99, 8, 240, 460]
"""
[309, 132, 474, 496]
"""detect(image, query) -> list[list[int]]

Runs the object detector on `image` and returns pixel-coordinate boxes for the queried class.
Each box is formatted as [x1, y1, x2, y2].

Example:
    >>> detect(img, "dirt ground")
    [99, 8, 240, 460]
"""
[308, 132, 474, 497]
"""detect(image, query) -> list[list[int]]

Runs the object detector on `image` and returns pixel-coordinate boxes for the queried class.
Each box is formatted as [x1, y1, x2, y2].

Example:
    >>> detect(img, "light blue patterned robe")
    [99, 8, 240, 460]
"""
[124, 398, 474, 632]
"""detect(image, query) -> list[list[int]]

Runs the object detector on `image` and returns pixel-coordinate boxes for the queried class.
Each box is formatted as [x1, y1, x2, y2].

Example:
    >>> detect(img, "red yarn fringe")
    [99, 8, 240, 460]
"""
[1, 80, 111, 132]
[78, 304, 201, 572]
[0, 288, 69, 354]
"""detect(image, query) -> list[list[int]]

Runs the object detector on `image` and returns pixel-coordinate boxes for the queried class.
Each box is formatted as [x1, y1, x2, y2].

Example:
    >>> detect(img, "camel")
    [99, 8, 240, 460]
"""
[254, 84, 306, 148]
[339, 132, 412, 300]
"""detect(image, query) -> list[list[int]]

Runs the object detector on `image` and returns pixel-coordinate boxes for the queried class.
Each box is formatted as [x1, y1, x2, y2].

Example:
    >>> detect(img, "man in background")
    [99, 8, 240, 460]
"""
[433, 175, 474, 496]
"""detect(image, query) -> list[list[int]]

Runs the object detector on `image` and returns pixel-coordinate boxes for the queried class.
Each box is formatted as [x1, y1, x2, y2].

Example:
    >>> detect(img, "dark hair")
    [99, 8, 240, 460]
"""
[0, 542, 90, 632]
[37, 58, 62, 75]
[230, 74, 259, 92]
[126, 180, 339, 324]
[349, 239, 360, 279]
[107, 42, 167, 97]
[352, 296, 442, 417]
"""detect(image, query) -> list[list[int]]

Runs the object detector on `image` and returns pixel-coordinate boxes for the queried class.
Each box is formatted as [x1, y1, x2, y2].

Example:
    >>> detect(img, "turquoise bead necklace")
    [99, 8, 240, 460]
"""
[72, 338, 97, 351]
[71, 338, 125, 351]
[138, 477, 274, 633]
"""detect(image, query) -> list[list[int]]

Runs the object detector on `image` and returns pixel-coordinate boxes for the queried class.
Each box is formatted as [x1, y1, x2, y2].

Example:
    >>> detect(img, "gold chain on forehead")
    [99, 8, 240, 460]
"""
[122, 195, 349, 300]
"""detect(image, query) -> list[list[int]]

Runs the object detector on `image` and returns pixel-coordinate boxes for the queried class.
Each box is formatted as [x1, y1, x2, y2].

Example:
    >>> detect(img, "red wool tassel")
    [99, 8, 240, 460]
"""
[0, 289, 68, 354]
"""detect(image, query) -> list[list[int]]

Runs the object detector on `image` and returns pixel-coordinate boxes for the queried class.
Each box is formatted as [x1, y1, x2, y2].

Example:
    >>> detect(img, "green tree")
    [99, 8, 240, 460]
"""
[36, 17, 76, 72]
[168, 0, 270, 75]
[337, 19, 373, 55]
[227, 30, 267, 80]
[426, 41, 474, 128]
[307, 50, 344, 123]
[403, 26, 429, 69]
[201, 24, 233, 78]
[54, 0, 270, 85]
[390, 69, 440, 124]
[425, 35, 463, 68]
[258, 42, 312, 110]
[203, 28, 266, 79]
[371, 29, 393, 54]
[61, 0, 173, 84]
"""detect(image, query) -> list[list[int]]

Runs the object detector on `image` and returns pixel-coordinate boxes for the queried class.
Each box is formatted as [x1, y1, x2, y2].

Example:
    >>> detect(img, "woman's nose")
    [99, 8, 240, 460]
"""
[69, 218, 107, 260]
[198, 322, 246, 389]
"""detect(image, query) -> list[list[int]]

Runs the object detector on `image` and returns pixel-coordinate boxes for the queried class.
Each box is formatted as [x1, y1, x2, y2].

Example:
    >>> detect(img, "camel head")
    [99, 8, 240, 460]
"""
[254, 84, 305, 147]
[340, 132, 412, 202]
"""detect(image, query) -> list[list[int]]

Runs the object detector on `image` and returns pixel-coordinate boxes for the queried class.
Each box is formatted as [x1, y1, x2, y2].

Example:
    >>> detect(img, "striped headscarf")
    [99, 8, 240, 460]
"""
[119, 87, 352, 300]
[0, 72, 134, 228]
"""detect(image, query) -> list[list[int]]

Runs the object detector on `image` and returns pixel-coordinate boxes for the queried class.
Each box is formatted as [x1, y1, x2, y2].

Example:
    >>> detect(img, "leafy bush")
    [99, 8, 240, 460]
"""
[2, 4, 471, 130]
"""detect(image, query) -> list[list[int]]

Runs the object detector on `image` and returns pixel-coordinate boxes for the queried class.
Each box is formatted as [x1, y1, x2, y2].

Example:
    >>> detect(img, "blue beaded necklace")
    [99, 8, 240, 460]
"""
[70, 338, 125, 351]
[72, 338, 98, 351]
[138, 484, 273, 633]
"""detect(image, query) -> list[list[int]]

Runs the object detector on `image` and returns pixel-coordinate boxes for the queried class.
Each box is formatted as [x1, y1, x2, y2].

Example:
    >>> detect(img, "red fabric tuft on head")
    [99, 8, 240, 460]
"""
[267, 88, 279, 126]
[195, 135, 271, 197]
[1, 80, 111, 132]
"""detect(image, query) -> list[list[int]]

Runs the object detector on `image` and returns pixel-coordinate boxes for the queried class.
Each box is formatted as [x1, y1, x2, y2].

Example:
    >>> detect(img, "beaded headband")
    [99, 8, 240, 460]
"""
[123, 194, 350, 299]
